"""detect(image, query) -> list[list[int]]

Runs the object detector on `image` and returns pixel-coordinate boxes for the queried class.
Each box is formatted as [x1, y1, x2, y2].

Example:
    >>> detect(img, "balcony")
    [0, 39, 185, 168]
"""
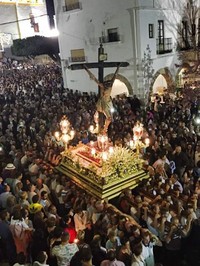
[156, 38, 173, 54]
[63, 1, 82, 12]
[68, 56, 86, 63]
[99, 34, 121, 44]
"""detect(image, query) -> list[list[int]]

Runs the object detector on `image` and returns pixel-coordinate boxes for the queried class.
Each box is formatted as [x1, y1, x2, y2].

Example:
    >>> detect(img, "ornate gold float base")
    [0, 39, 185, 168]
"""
[56, 158, 149, 200]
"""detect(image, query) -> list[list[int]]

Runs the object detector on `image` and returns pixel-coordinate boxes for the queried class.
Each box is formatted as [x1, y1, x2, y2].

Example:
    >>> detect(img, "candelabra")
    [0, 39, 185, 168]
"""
[54, 115, 75, 150]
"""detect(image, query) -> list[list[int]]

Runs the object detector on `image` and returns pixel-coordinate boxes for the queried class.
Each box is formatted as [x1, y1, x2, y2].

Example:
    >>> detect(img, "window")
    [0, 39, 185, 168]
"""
[158, 20, 164, 49]
[70, 49, 85, 62]
[64, 0, 81, 12]
[108, 28, 120, 42]
[149, 24, 154, 38]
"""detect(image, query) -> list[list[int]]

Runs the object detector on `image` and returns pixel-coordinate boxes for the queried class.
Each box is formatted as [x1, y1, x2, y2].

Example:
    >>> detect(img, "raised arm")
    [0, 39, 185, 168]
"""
[84, 65, 104, 88]
[110, 63, 121, 84]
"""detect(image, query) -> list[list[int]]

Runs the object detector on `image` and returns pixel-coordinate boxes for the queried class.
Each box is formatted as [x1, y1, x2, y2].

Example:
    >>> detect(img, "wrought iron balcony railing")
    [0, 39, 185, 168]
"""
[156, 38, 173, 54]
[69, 56, 86, 63]
[99, 34, 121, 44]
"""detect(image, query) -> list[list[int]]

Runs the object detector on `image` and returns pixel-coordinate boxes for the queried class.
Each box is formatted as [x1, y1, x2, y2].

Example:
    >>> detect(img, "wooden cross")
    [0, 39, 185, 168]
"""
[68, 44, 129, 133]
[68, 44, 129, 88]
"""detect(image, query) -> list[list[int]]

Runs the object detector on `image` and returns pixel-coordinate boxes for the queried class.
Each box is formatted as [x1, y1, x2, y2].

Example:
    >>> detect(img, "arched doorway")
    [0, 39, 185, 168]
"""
[151, 67, 175, 95]
[152, 74, 168, 94]
[104, 73, 133, 98]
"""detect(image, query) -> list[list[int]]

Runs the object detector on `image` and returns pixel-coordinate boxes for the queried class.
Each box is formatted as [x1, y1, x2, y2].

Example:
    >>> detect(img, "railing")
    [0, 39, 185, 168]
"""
[99, 34, 121, 44]
[69, 56, 86, 63]
[63, 1, 82, 12]
[156, 38, 172, 54]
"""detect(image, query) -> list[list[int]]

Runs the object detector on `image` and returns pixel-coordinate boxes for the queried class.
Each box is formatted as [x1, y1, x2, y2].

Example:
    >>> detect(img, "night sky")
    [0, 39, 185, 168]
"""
[45, 0, 55, 28]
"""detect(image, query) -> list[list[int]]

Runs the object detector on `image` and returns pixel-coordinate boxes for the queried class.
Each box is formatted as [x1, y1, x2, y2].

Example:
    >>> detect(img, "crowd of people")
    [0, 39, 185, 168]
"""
[0, 58, 199, 266]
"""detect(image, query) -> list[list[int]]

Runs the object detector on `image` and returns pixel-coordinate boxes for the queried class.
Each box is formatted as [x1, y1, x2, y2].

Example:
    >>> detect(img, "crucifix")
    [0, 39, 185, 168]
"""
[68, 44, 129, 134]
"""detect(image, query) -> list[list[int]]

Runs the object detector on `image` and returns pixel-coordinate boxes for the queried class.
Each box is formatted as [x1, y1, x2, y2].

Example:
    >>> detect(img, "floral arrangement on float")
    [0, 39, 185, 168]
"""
[62, 142, 143, 185]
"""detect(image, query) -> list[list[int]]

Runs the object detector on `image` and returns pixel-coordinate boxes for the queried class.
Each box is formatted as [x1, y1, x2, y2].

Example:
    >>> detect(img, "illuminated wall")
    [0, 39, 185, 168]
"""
[0, 0, 49, 43]
[0, 0, 44, 5]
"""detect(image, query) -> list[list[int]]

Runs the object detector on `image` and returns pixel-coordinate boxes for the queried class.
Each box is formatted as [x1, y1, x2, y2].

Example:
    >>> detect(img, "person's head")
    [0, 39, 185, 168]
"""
[36, 178, 43, 188]
[132, 242, 143, 257]
[16, 172, 23, 180]
[171, 216, 180, 227]
[35, 251, 48, 265]
[48, 204, 57, 215]
[108, 229, 117, 242]
[80, 245, 93, 266]
[12, 205, 22, 220]
[95, 201, 104, 212]
[131, 225, 141, 238]
[3, 184, 10, 192]
[61, 231, 70, 243]
[53, 226, 63, 239]
[135, 195, 142, 204]
[124, 188, 132, 198]
[106, 249, 117, 261]
[120, 236, 130, 249]
[175, 146, 182, 154]
[16, 252, 26, 265]
[76, 206, 83, 215]
[91, 234, 102, 247]
[0, 210, 10, 221]
[32, 194, 39, 204]
[19, 191, 28, 200]
[141, 230, 151, 246]
[27, 183, 36, 192]
[187, 205, 194, 215]
[158, 150, 167, 160]
[46, 216, 56, 230]
[103, 80, 113, 89]
[41, 190, 48, 200]
[171, 173, 178, 183]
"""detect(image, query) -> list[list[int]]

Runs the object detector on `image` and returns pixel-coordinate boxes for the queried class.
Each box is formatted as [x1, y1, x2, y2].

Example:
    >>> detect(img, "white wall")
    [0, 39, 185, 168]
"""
[55, 0, 182, 96]
[0, 3, 49, 40]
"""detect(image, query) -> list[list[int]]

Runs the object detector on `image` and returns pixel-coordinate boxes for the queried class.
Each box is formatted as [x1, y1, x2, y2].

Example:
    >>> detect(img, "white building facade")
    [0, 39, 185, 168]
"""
[54, 0, 188, 99]
[0, 0, 50, 51]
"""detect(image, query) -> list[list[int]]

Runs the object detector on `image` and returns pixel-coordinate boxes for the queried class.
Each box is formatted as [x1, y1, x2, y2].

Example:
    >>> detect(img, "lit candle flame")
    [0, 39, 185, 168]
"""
[102, 151, 108, 161]
[55, 131, 60, 140]
[109, 147, 114, 154]
[90, 141, 94, 146]
[145, 138, 150, 146]
[129, 140, 134, 148]
[89, 125, 94, 132]
[91, 148, 96, 156]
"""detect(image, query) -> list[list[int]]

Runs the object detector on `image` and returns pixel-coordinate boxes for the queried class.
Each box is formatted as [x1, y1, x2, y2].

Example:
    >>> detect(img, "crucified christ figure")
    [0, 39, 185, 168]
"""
[84, 64, 121, 134]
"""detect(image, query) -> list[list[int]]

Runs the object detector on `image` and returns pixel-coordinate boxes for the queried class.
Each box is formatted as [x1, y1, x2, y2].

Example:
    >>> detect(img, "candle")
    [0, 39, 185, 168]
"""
[90, 141, 94, 146]
[129, 140, 134, 148]
[102, 151, 108, 161]
[145, 138, 150, 146]
[55, 131, 60, 140]
[70, 130, 75, 138]
[62, 134, 70, 143]
[91, 148, 96, 156]
[101, 136, 105, 143]
[109, 146, 114, 154]
[89, 125, 94, 132]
